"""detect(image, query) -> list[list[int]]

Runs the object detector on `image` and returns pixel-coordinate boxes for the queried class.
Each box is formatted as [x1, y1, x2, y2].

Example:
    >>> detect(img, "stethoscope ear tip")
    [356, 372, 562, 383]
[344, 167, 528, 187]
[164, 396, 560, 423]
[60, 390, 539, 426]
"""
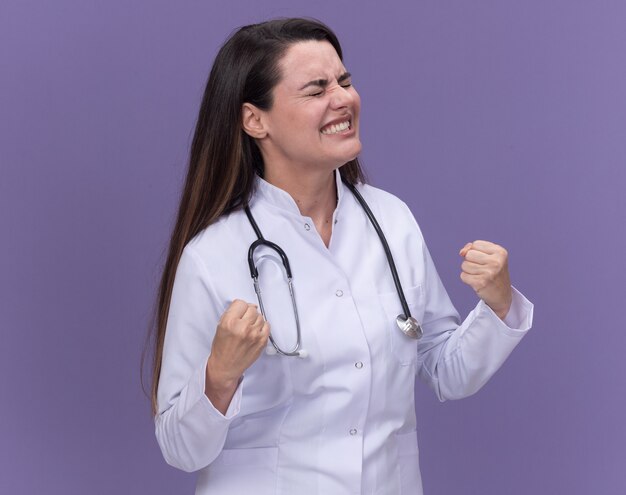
[265, 346, 278, 356]
[297, 349, 309, 358]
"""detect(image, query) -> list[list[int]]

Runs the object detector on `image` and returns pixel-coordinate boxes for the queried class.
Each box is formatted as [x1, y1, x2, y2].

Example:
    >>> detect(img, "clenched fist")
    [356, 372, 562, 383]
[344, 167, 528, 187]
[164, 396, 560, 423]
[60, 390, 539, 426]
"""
[459, 240, 513, 320]
[205, 299, 270, 414]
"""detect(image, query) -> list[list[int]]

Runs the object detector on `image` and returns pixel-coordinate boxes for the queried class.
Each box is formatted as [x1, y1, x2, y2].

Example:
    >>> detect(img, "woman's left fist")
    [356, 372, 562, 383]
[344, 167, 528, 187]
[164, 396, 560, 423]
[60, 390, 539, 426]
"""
[459, 240, 512, 319]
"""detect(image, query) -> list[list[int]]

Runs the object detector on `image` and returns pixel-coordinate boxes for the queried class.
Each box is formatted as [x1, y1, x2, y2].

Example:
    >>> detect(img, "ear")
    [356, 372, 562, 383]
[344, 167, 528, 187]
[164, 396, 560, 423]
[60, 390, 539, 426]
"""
[241, 103, 267, 139]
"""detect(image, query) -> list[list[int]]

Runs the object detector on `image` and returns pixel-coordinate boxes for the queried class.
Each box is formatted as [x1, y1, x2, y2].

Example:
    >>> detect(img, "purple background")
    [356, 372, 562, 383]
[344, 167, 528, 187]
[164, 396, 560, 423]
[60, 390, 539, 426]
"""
[2, 1, 625, 493]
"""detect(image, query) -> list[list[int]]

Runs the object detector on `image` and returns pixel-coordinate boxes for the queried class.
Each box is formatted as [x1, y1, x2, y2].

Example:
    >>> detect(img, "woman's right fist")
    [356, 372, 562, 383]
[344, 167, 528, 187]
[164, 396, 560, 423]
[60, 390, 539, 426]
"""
[206, 299, 270, 389]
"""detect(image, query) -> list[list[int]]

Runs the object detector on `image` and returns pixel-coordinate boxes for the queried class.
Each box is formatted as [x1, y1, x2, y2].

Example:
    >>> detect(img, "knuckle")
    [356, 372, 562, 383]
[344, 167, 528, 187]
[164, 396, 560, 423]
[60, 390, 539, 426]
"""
[219, 314, 233, 329]
[476, 280, 487, 290]
[230, 321, 244, 336]
[243, 318, 256, 331]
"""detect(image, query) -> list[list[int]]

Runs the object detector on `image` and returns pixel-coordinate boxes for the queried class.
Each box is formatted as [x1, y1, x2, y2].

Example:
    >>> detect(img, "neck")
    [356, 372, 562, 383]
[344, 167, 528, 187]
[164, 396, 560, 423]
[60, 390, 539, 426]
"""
[264, 166, 338, 223]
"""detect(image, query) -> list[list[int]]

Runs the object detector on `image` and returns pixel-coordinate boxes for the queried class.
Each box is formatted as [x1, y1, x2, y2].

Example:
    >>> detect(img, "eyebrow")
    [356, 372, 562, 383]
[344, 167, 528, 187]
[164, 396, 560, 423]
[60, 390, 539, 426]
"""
[298, 72, 352, 91]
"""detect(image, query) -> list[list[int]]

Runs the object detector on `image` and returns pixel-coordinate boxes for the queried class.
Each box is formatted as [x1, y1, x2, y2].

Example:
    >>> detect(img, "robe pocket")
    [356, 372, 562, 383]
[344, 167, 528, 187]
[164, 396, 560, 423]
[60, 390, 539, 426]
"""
[379, 285, 425, 366]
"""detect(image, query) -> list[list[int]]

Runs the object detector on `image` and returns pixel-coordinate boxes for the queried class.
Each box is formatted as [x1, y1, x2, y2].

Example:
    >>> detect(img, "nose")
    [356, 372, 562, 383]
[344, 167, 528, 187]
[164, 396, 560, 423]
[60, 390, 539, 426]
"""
[329, 84, 354, 110]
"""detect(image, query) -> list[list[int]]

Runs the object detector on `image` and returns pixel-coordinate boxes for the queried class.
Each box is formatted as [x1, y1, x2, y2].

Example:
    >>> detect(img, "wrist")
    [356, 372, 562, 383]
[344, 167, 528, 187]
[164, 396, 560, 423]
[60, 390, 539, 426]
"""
[482, 284, 512, 320]
[204, 357, 241, 415]
[495, 306, 510, 320]
[489, 296, 512, 320]
[205, 356, 240, 394]
[206, 356, 241, 390]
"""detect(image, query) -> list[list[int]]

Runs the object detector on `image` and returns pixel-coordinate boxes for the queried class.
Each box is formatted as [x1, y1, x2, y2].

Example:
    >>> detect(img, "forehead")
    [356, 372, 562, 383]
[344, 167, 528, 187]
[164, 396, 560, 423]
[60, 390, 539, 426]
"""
[277, 40, 345, 89]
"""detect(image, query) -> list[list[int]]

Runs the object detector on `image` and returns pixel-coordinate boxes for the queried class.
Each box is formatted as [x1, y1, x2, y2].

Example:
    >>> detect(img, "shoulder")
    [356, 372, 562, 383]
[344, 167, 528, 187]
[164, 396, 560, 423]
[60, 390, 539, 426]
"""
[357, 182, 420, 224]
[357, 182, 406, 209]
[351, 182, 427, 247]
[183, 209, 248, 268]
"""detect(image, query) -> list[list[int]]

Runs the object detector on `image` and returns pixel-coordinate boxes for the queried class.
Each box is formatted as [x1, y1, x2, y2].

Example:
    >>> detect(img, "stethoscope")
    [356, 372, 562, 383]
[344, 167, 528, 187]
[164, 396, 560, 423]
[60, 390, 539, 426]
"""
[244, 177, 422, 358]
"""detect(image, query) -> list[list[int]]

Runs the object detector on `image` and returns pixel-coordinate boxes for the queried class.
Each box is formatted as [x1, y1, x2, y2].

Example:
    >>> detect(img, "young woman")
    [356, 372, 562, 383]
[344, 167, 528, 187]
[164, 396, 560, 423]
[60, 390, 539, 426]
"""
[149, 18, 533, 494]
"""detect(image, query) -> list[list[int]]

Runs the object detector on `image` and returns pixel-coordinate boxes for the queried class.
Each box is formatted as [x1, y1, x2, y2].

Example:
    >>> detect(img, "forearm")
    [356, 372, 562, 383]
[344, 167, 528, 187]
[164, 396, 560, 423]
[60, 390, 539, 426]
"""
[419, 287, 533, 401]
[155, 359, 243, 472]
[204, 356, 241, 415]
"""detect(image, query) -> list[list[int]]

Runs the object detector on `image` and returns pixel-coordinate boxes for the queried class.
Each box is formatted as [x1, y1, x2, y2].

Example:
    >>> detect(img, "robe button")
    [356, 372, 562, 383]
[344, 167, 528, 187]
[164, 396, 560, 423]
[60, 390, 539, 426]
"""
[349, 428, 358, 436]
[335, 290, 343, 297]
[355, 361, 364, 369]
[304, 223, 311, 231]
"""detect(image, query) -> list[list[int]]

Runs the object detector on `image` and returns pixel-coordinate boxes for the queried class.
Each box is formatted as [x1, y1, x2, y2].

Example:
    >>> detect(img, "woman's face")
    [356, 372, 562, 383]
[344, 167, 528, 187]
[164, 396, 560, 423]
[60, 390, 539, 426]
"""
[255, 40, 362, 174]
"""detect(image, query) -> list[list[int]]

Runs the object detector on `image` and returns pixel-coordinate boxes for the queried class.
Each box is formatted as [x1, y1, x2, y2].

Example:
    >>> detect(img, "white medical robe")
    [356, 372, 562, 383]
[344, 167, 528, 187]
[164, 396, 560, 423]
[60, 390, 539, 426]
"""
[155, 170, 534, 494]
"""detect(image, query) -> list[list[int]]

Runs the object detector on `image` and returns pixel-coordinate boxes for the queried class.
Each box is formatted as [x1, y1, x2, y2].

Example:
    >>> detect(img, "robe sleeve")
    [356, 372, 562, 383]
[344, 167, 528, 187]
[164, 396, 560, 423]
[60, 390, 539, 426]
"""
[154, 245, 243, 472]
[401, 203, 535, 401]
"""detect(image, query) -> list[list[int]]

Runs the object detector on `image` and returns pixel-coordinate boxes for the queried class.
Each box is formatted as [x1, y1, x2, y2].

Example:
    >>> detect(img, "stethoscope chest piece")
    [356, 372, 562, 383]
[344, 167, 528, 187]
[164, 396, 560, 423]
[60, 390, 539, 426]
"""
[396, 315, 423, 340]
[244, 177, 426, 357]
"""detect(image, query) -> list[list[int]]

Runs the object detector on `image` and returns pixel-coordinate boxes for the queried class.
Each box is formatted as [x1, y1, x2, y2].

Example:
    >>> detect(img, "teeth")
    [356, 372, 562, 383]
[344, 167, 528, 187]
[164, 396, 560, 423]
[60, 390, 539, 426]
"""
[321, 120, 350, 135]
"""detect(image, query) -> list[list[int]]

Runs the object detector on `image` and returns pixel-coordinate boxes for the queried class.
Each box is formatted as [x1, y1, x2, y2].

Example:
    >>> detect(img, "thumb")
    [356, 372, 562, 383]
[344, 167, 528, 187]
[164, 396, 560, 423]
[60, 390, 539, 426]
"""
[459, 242, 473, 257]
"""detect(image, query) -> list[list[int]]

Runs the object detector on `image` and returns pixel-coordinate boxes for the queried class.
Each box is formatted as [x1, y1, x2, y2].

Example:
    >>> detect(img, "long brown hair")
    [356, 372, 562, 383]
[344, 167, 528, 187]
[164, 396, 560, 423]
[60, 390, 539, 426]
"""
[144, 18, 366, 415]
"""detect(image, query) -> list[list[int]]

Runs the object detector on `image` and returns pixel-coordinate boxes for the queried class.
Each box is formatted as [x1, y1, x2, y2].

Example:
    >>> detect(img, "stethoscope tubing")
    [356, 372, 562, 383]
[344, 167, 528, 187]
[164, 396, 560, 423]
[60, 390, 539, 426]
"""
[341, 179, 413, 323]
[245, 208, 304, 357]
[244, 176, 422, 357]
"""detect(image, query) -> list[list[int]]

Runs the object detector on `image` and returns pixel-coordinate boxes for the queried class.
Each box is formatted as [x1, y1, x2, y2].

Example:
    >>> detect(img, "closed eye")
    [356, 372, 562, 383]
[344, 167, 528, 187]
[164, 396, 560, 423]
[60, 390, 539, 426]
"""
[309, 82, 352, 97]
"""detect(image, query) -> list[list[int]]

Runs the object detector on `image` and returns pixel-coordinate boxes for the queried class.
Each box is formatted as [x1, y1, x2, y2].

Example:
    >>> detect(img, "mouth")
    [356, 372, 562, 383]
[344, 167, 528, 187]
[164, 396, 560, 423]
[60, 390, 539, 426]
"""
[320, 119, 352, 135]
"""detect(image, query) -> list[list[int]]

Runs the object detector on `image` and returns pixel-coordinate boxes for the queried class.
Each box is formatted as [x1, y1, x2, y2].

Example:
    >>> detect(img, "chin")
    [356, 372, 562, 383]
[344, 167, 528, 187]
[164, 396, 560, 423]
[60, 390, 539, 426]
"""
[324, 140, 363, 167]
[345, 141, 362, 161]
